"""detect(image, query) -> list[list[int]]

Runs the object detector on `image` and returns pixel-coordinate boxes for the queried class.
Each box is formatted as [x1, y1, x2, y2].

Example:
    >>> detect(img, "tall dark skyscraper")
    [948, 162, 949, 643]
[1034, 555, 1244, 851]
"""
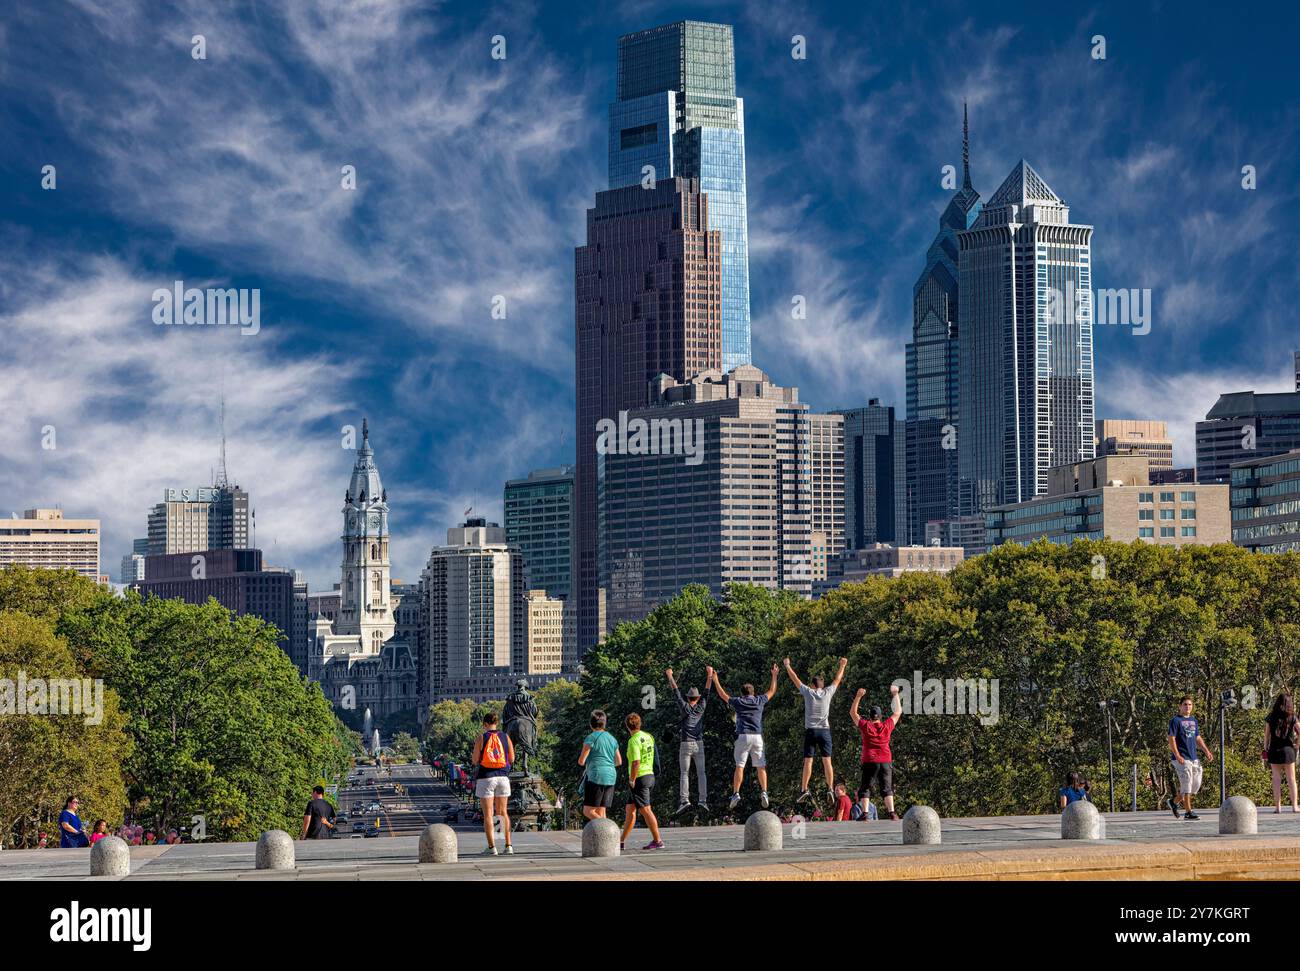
[609, 21, 751, 371]
[572, 177, 723, 656]
[905, 107, 980, 543]
[837, 401, 908, 548]
[957, 159, 1095, 514]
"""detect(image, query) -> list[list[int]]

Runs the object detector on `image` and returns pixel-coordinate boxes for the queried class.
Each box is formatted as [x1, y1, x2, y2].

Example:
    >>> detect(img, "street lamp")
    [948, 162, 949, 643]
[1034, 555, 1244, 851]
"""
[1220, 688, 1238, 802]
[1100, 700, 1118, 813]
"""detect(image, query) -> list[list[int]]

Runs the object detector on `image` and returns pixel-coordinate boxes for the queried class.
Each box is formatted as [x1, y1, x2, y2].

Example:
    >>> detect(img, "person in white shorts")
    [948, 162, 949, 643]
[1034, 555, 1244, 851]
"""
[708, 664, 779, 812]
[471, 712, 515, 854]
[1167, 695, 1214, 821]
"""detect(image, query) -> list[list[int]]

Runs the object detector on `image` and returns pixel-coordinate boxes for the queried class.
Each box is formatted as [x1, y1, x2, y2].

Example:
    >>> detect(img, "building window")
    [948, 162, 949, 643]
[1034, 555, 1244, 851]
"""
[1139, 510, 1154, 521]
[1139, 527, 1155, 538]
[1181, 526, 1197, 537]
[1160, 492, 1175, 503]
[1181, 508, 1196, 520]
[1160, 526, 1175, 537]
[1139, 492, 1153, 503]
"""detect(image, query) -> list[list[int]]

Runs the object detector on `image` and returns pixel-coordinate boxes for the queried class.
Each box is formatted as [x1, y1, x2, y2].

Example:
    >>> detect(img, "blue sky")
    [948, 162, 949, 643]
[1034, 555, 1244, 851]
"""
[3, 0, 1297, 590]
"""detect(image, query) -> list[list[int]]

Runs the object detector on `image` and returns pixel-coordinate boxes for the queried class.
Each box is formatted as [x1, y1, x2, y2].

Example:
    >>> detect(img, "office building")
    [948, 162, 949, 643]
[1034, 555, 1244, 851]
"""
[958, 160, 1095, 516]
[838, 400, 908, 548]
[814, 543, 965, 597]
[924, 515, 987, 556]
[906, 106, 981, 544]
[118, 537, 149, 585]
[808, 413, 845, 581]
[504, 466, 573, 600]
[599, 365, 836, 626]
[147, 485, 250, 555]
[0, 509, 102, 580]
[573, 174, 723, 658]
[524, 589, 564, 675]
[610, 20, 751, 371]
[986, 455, 1229, 547]
[1196, 387, 1300, 484]
[1096, 419, 1174, 472]
[1230, 449, 1300, 554]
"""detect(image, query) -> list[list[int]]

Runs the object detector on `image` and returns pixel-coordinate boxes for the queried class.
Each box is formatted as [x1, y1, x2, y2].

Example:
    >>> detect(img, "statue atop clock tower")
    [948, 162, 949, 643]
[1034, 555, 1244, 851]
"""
[335, 418, 395, 652]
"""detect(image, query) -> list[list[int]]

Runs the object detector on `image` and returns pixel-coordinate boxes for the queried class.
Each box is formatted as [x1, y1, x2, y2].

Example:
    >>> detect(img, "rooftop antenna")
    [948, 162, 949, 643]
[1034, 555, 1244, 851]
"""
[216, 391, 230, 489]
[962, 101, 971, 189]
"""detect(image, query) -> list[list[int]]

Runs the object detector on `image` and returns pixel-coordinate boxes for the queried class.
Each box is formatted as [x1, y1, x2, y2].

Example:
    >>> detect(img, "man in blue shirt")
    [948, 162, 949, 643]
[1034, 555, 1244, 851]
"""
[1167, 696, 1214, 820]
[708, 664, 779, 812]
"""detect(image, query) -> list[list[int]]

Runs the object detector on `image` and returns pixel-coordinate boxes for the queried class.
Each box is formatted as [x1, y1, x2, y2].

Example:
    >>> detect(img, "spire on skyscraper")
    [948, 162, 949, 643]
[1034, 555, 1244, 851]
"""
[962, 102, 971, 189]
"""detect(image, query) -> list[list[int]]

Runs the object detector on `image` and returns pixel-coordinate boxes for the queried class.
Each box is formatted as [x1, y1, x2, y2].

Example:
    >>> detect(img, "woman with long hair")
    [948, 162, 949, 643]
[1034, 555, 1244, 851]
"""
[1263, 693, 1299, 812]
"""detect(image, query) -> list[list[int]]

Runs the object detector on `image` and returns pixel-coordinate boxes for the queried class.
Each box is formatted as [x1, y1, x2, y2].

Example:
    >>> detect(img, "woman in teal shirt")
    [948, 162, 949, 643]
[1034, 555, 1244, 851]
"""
[579, 709, 623, 821]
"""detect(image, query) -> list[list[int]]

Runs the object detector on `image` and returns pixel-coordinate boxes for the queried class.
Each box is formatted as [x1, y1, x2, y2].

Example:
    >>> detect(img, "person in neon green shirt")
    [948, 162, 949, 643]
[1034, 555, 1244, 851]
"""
[620, 712, 664, 850]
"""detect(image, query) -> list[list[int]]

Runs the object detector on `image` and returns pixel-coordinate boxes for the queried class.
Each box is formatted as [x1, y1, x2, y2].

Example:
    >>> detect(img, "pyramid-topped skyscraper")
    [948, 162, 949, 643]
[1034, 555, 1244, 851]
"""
[957, 158, 1096, 519]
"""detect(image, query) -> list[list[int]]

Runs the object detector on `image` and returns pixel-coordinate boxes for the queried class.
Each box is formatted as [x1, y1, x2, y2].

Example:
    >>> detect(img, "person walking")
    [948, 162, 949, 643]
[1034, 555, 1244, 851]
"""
[850, 684, 903, 821]
[785, 656, 847, 804]
[620, 713, 664, 850]
[709, 664, 779, 811]
[58, 796, 89, 848]
[1167, 695, 1213, 820]
[1262, 692, 1299, 813]
[471, 711, 515, 855]
[300, 785, 337, 840]
[666, 667, 710, 815]
[578, 709, 622, 821]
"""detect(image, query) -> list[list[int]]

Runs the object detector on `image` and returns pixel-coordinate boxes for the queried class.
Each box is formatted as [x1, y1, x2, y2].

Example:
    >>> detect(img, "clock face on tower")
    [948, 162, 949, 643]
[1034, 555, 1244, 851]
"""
[367, 512, 381, 530]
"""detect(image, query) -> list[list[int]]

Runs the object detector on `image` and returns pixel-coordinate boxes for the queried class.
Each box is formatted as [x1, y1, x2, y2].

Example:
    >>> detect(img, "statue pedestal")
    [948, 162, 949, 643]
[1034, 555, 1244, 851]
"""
[507, 771, 554, 831]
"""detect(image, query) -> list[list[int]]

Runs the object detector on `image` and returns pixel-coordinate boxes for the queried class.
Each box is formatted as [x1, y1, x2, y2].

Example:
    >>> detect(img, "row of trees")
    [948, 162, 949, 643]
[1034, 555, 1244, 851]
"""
[537, 541, 1300, 819]
[0, 567, 352, 846]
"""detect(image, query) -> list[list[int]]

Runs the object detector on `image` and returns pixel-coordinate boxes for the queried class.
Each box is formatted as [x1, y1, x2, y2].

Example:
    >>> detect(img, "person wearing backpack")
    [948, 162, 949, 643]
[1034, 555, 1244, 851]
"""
[1263, 693, 1299, 813]
[471, 711, 516, 856]
[621, 712, 665, 850]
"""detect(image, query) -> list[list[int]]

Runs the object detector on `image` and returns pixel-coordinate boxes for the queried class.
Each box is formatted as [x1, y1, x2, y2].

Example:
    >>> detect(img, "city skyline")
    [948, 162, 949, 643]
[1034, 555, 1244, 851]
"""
[4, 1, 1298, 592]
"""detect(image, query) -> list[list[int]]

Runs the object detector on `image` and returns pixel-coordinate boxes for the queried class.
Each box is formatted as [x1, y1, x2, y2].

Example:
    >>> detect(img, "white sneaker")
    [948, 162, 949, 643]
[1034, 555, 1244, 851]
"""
[728, 793, 741, 811]
[480, 845, 498, 856]
[760, 790, 770, 809]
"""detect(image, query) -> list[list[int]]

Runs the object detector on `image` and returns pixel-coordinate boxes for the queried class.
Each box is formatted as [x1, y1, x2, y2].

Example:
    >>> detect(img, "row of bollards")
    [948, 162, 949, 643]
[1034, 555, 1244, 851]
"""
[83, 795, 1267, 874]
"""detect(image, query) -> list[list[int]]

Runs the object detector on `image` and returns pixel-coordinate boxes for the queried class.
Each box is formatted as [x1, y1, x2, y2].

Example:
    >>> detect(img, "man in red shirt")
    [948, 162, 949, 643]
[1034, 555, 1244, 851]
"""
[851, 684, 902, 821]
[831, 781, 854, 821]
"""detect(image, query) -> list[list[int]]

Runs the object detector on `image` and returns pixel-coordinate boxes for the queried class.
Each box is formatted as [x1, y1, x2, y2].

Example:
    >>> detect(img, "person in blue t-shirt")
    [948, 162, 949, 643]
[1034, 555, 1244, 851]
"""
[578, 709, 623, 822]
[58, 795, 88, 848]
[1167, 696, 1214, 820]
[709, 663, 779, 812]
[1058, 771, 1090, 811]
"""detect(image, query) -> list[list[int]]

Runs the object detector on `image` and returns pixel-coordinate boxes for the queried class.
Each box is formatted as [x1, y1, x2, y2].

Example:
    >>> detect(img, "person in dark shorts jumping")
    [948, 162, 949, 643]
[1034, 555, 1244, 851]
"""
[1263, 693, 1299, 813]
[578, 709, 623, 821]
[851, 684, 902, 821]
[785, 656, 847, 805]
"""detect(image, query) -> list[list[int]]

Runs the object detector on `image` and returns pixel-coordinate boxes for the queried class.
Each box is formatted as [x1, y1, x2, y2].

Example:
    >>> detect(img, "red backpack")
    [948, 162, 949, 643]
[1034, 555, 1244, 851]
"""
[479, 731, 510, 770]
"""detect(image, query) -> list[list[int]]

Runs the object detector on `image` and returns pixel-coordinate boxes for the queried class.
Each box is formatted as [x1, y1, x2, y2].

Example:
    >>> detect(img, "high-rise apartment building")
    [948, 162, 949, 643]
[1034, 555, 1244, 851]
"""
[0, 508, 102, 580]
[807, 413, 845, 581]
[609, 20, 751, 372]
[573, 175, 723, 658]
[1096, 419, 1174, 472]
[1231, 449, 1300, 554]
[906, 107, 981, 544]
[147, 485, 249, 555]
[837, 401, 908, 549]
[599, 365, 836, 627]
[958, 160, 1095, 516]
[504, 466, 573, 600]
[118, 537, 149, 585]
[523, 589, 564, 676]
[1196, 388, 1300, 484]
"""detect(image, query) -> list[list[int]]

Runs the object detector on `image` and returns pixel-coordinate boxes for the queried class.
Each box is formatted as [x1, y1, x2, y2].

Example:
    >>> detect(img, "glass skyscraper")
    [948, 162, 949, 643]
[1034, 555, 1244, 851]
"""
[905, 107, 981, 543]
[609, 21, 751, 371]
[958, 160, 1095, 514]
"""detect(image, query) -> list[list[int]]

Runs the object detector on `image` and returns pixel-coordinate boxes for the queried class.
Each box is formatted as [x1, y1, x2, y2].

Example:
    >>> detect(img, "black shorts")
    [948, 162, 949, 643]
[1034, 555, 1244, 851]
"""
[858, 762, 893, 797]
[803, 728, 833, 758]
[583, 780, 615, 808]
[1268, 745, 1297, 766]
[628, 774, 655, 808]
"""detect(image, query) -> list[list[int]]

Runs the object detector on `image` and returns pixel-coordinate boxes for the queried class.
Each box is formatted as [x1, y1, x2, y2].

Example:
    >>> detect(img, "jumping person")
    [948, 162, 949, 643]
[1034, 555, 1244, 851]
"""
[666, 667, 710, 815]
[578, 709, 623, 821]
[471, 711, 515, 855]
[709, 664, 779, 811]
[1263, 693, 1299, 813]
[620, 713, 664, 850]
[1167, 695, 1213, 820]
[851, 684, 902, 821]
[785, 656, 847, 803]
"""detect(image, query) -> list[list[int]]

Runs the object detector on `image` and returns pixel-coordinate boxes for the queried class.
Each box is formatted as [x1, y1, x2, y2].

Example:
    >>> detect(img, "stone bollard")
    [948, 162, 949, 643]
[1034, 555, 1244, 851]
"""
[1219, 796, 1258, 835]
[1061, 800, 1103, 840]
[419, 823, 459, 863]
[744, 810, 783, 851]
[255, 829, 295, 870]
[902, 805, 941, 845]
[581, 818, 621, 858]
[89, 835, 130, 876]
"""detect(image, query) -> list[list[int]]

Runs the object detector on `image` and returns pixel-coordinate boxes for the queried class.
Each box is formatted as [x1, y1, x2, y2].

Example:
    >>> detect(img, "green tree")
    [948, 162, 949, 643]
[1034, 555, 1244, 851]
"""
[391, 731, 421, 762]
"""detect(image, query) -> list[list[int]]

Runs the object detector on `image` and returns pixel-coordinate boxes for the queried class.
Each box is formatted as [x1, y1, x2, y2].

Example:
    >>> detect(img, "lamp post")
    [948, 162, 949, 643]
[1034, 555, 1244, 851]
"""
[1220, 688, 1238, 802]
